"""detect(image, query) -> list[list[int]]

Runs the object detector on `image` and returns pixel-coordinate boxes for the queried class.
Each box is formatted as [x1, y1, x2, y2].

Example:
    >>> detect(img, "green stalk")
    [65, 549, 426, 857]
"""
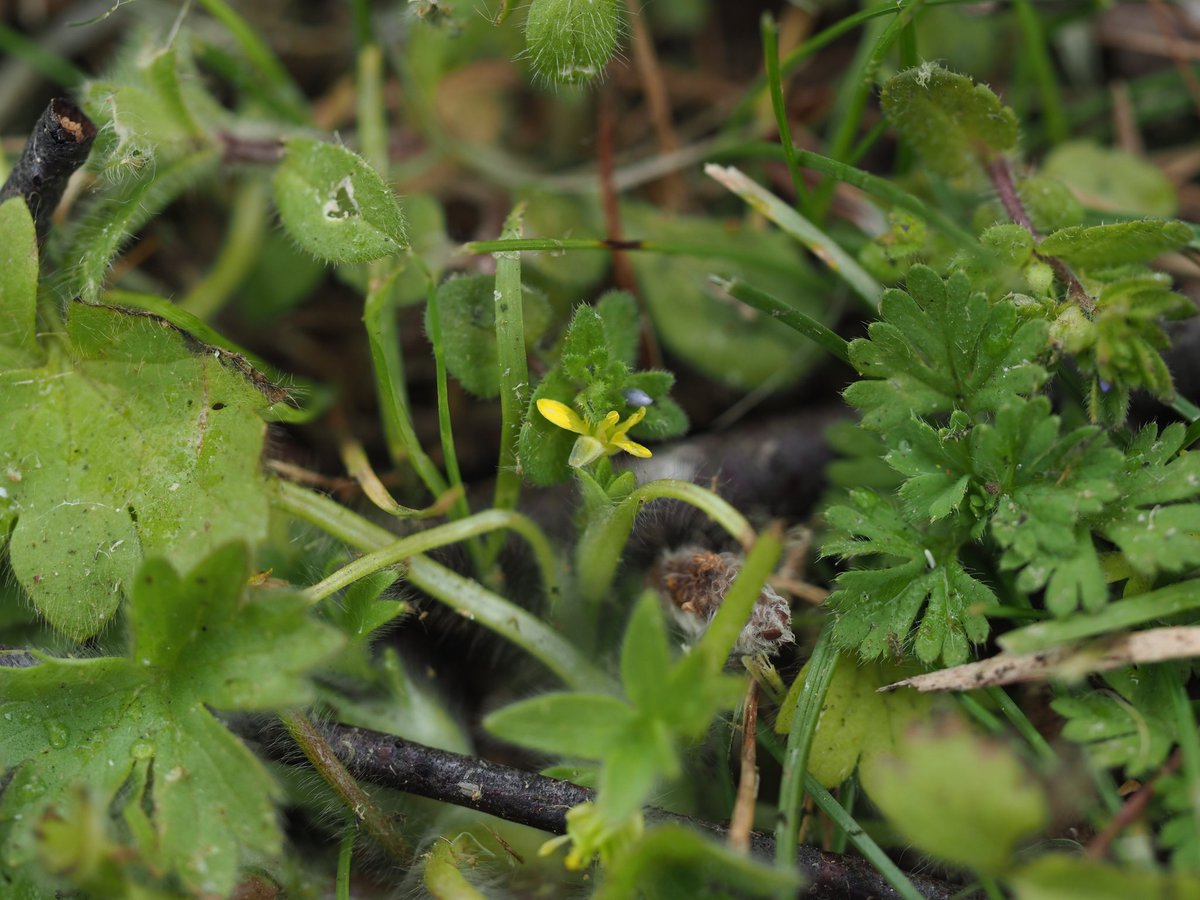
[986, 686, 1055, 766]
[1012, 0, 1068, 146]
[271, 480, 606, 691]
[364, 268, 449, 499]
[775, 626, 837, 878]
[194, 0, 308, 123]
[828, 779, 857, 856]
[1170, 664, 1200, 858]
[424, 837, 487, 899]
[303, 509, 561, 606]
[813, 1, 927, 216]
[761, 13, 810, 216]
[336, 830, 355, 900]
[405, 555, 613, 692]
[486, 206, 530, 564]
[804, 776, 924, 900]
[178, 179, 268, 320]
[280, 711, 410, 863]
[1001, 579, 1200, 653]
[713, 276, 850, 364]
[705, 163, 882, 309]
[575, 479, 755, 605]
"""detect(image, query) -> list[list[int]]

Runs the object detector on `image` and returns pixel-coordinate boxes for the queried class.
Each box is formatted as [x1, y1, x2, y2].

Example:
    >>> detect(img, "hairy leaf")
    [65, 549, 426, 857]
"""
[0, 544, 342, 895]
[0, 304, 277, 639]
[881, 64, 1018, 177]
[0, 199, 39, 369]
[273, 137, 408, 263]
[1038, 220, 1191, 270]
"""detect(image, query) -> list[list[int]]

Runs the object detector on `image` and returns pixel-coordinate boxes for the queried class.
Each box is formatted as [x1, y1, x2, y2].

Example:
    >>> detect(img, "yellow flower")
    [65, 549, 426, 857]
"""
[536, 399, 653, 468]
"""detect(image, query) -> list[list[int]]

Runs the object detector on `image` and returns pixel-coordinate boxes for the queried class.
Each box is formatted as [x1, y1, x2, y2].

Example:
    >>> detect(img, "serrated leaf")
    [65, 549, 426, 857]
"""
[0, 304, 275, 639]
[425, 274, 550, 397]
[273, 137, 408, 263]
[881, 64, 1018, 178]
[1038, 220, 1191, 270]
[0, 544, 343, 896]
[859, 723, 1047, 875]
[0, 199, 39, 369]
[1052, 666, 1175, 776]
[484, 693, 638, 758]
[844, 266, 1049, 431]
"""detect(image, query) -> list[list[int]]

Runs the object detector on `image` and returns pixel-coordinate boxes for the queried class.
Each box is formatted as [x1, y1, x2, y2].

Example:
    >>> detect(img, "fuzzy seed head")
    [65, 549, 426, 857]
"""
[524, 0, 620, 86]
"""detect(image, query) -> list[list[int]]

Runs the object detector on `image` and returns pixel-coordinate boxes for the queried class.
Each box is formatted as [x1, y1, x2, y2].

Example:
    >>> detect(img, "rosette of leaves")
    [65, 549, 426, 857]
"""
[517, 291, 687, 485]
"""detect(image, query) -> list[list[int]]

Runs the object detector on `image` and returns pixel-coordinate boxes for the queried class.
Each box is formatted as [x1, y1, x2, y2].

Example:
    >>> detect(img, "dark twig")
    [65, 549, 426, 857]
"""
[0, 98, 95, 240]
[986, 156, 1094, 315]
[242, 717, 963, 900]
[1086, 748, 1182, 860]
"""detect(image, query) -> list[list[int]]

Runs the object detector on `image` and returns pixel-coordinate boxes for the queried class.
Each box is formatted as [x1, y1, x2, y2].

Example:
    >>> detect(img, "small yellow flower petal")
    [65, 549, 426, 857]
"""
[537, 398, 590, 436]
[612, 437, 652, 459]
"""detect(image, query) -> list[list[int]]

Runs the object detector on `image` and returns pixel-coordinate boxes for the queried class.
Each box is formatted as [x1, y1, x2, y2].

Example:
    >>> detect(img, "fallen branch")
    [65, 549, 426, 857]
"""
[240, 717, 964, 900]
[0, 98, 96, 239]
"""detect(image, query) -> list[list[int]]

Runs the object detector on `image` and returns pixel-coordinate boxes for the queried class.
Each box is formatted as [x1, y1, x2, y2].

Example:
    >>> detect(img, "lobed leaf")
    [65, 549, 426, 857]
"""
[0, 544, 342, 896]
[1038, 220, 1192, 270]
[0, 304, 276, 639]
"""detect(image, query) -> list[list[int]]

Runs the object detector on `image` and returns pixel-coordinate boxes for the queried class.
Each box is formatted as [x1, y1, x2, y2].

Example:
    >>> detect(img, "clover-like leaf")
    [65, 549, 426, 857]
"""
[0, 303, 278, 639]
[273, 137, 408, 263]
[844, 266, 1050, 431]
[0, 543, 343, 896]
[881, 64, 1018, 178]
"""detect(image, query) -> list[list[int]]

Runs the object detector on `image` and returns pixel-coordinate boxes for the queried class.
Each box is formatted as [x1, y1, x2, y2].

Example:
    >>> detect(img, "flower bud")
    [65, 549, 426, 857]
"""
[525, 0, 620, 86]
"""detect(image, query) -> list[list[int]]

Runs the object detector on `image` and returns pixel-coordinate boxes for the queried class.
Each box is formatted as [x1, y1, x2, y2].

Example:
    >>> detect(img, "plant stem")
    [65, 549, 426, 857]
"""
[714, 276, 850, 364]
[575, 479, 756, 606]
[194, 0, 308, 123]
[178, 179, 268, 320]
[335, 829, 354, 900]
[303, 509, 561, 607]
[1170, 666, 1200, 858]
[761, 13, 810, 216]
[775, 626, 837, 878]
[1012, 0, 1068, 146]
[986, 686, 1056, 766]
[279, 710, 410, 863]
[986, 155, 1093, 315]
[271, 480, 603, 690]
[705, 163, 882, 310]
[486, 205, 530, 565]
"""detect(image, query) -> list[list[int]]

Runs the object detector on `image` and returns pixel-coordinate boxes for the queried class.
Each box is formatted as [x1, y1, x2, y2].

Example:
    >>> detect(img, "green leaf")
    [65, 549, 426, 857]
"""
[777, 656, 932, 789]
[625, 204, 825, 390]
[425, 274, 550, 397]
[620, 592, 673, 715]
[272, 137, 408, 263]
[859, 722, 1047, 875]
[1011, 855, 1200, 900]
[1038, 220, 1191, 270]
[0, 199, 39, 369]
[596, 290, 641, 368]
[596, 825, 802, 899]
[1041, 141, 1179, 217]
[0, 304, 275, 639]
[823, 490, 996, 665]
[524, 0, 620, 85]
[0, 544, 343, 896]
[597, 727, 669, 821]
[1102, 423, 1200, 577]
[1052, 666, 1175, 776]
[484, 693, 638, 759]
[844, 266, 1050, 431]
[517, 368, 578, 486]
[881, 64, 1018, 178]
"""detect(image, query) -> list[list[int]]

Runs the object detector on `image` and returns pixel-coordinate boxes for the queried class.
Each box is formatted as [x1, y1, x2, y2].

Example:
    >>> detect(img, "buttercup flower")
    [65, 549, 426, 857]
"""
[536, 399, 652, 468]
